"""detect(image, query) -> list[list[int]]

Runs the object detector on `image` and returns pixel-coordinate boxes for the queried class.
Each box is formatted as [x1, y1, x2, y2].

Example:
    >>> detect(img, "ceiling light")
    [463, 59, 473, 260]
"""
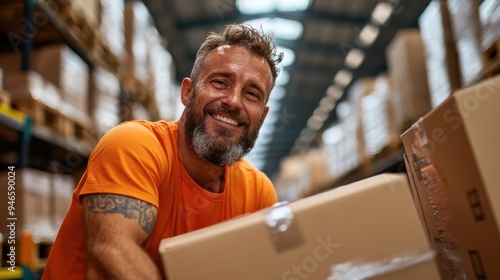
[244, 18, 303, 41]
[306, 116, 324, 131]
[269, 86, 286, 101]
[276, 70, 290, 86]
[312, 108, 330, 122]
[344, 48, 365, 69]
[326, 85, 343, 100]
[358, 24, 380, 46]
[371, 2, 394, 25]
[333, 70, 353, 87]
[237, 0, 311, 14]
[237, 0, 274, 14]
[277, 0, 311, 12]
[318, 96, 336, 112]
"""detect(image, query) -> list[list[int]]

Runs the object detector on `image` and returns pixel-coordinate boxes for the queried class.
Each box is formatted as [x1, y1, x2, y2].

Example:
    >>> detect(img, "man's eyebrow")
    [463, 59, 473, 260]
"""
[205, 71, 234, 80]
[206, 72, 267, 97]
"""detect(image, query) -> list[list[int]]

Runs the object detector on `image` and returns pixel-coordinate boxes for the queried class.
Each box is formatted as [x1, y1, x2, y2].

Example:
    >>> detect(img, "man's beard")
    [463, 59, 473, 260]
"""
[183, 90, 264, 166]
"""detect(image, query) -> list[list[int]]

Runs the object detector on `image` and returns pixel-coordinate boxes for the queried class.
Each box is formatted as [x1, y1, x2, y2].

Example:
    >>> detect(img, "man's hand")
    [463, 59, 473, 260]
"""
[83, 194, 162, 279]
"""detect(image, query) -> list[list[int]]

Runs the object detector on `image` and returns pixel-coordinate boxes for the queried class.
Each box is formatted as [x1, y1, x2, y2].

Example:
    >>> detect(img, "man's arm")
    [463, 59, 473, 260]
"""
[82, 194, 162, 280]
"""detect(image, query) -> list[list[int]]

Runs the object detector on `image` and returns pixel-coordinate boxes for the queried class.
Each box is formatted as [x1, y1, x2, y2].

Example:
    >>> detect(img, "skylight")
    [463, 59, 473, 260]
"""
[244, 18, 303, 41]
[237, 0, 311, 14]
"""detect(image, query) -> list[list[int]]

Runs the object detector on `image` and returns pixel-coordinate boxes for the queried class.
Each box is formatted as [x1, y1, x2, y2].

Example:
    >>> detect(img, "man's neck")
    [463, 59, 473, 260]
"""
[177, 120, 225, 193]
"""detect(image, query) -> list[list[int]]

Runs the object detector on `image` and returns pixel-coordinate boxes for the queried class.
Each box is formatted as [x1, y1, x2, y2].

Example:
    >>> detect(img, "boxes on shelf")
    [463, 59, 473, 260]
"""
[447, 0, 483, 85]
[386, 29, 431, 127]
[160, 174, 440, 280]
[32, 44, 89, 115]
[273, 155, 311, 202]
[99, 0, 125, 59]
[89, 67, 121, 137]
[147, 27, 178, 121]
[480, 0, 500, 77]
[401, 75, 500, 279]
[51, 173, 75, 229]
[70, 0, 101, 28]
[420, 1, 463, 108]
[0, 45, 90, 115]
[2, 71, 91, 139]
[124, 1, 152, 85]
[0, 168, 55, 243]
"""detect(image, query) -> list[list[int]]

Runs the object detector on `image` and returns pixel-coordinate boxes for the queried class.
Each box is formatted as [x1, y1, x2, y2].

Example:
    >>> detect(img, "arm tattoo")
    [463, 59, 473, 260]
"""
[84, 194, 158, 234]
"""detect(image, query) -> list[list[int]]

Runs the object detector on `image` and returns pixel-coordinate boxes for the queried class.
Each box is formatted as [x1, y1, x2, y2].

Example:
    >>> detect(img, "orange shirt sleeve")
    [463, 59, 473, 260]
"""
[78, 121, 168, 208]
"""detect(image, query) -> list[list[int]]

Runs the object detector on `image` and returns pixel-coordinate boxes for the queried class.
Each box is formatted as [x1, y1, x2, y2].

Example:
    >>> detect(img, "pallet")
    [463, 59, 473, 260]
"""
[482, 39, 500, 78]
[12, 97, 91, 140]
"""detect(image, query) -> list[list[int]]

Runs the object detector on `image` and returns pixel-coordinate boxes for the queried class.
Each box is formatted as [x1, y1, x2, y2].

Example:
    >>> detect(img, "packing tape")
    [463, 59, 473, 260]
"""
[264, 202, 305, 253]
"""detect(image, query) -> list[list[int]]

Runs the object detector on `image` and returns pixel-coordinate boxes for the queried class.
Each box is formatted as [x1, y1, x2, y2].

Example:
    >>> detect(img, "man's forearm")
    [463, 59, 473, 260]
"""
[86, 238, 163, 280]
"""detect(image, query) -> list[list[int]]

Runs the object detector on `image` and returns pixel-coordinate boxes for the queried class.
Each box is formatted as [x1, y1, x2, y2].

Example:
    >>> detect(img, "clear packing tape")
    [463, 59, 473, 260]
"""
[410, 120, 465, 279]
[328, 250, 436, 280]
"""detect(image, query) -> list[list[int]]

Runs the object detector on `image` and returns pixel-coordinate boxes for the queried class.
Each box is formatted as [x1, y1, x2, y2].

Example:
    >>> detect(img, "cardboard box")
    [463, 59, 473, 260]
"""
[159, 174, 440, 280]
[51, 173, 75, 228]
[0, 169, 53, 242]
[401, 75, 500, 279]
[100, 0, 125, 58]
[124, 1, 151, 84]
[89, 67, 121, 136]
[0, 46, 89, 114]
[386, 29, 431, 127]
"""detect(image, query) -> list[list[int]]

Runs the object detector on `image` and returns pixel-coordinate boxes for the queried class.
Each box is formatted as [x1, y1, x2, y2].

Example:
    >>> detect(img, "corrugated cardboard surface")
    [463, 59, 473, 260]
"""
[401, 75, 500, 279]
[159, 174, 440, 280]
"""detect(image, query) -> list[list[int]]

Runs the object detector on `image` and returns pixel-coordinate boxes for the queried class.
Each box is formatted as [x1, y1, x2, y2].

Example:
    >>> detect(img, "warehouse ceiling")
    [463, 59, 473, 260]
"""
[139, 0, 431, 177]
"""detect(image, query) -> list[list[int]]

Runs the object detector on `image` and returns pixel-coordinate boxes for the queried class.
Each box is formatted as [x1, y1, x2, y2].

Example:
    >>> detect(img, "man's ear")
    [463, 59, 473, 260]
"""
[262, 106, 269, 121]
[180, 78, 193, 106]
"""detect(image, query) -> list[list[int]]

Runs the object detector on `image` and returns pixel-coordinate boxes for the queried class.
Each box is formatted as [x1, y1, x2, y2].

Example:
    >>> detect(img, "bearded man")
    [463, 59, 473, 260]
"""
[42, 24, 282, 279]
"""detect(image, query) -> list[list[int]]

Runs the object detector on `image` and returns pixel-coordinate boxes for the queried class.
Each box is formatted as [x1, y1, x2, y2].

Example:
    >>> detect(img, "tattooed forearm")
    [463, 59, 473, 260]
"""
[84, 194, 158, 234]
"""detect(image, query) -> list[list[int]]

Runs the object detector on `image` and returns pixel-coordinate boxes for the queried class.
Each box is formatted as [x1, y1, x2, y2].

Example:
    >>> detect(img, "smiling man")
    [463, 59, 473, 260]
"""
[42, 24, 283, 279]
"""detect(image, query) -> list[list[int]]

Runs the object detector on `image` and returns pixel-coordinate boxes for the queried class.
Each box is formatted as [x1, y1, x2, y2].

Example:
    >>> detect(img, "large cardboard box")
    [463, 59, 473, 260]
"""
[386, 29, 431, 128]
[0, 169, 53, 242]
[401, 75, 500, 279]
[159, 174, 440, 280]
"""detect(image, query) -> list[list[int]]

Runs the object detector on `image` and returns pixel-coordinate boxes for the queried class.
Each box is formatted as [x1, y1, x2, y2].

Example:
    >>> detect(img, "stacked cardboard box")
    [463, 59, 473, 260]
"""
[0, 45, 90, 122]
[99, 0, 125, 59]
[71, 0, 101, 28]
[448, 0, 483, 85]
[480, 0, 500, 51]
[146, 27, 178, 121]
[124, 1, 152, 85]
[401, 75, 500, 278]
[89, 67, 121, 136]
[160, 174, 441, 279]
[386, 29, 432, 125]
[0, 169, 55, 243]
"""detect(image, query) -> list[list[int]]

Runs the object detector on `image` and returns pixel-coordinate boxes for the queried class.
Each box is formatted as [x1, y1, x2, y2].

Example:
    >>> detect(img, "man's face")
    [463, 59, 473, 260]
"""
[183, 45, 272, 166]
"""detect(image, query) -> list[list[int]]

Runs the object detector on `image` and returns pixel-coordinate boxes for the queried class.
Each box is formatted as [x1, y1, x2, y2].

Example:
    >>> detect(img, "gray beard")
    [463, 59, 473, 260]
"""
[190, 124, 247, 166]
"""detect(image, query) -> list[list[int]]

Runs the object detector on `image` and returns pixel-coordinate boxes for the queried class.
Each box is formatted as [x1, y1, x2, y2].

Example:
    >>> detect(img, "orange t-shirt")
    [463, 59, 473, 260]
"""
[42, 120, 277, 279]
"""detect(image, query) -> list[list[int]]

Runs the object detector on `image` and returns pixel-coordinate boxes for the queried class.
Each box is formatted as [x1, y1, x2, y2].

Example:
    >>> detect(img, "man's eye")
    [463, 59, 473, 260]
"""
[245, 91, 260, 100]
[213, 80, 226, 87]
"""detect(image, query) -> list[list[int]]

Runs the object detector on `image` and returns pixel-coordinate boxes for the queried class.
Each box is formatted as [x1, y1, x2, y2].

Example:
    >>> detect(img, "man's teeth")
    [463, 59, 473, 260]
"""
[213, 114, 238, 126]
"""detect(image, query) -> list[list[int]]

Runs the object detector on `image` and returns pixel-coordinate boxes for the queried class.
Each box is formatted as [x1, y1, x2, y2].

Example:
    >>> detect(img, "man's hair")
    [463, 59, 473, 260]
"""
[190, 24, 283, 94]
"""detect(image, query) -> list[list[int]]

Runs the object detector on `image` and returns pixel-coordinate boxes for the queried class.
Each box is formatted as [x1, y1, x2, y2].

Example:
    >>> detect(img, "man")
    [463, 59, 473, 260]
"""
[42, 24, 282, 279]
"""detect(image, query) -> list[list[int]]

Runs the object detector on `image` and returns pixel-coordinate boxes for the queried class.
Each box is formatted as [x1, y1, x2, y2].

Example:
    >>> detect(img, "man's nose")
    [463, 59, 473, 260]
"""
[221, 89, 243, 110]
